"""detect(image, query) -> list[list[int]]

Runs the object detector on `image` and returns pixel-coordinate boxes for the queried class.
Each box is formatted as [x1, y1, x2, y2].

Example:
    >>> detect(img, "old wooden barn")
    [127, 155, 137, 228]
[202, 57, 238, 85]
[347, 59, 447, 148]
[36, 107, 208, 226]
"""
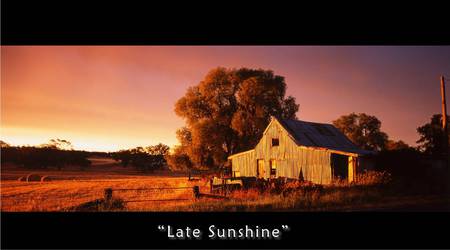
[228, 116, 373, 184]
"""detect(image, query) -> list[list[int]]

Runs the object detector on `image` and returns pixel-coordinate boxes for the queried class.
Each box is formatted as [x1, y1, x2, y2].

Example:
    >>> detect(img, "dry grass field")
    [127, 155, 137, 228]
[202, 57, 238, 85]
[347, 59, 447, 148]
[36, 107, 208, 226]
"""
[1, 176, 209, 211]
[1, 157, 449, 212]
[1, 157, 209, 211]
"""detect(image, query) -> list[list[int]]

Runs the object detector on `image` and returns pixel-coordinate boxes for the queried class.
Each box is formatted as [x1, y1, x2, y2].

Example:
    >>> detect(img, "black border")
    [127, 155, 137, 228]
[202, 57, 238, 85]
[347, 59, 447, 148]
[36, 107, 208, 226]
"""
[2, 1, 450, 249]
[2, 0, 450, 45]
[2, 212, 450, 249]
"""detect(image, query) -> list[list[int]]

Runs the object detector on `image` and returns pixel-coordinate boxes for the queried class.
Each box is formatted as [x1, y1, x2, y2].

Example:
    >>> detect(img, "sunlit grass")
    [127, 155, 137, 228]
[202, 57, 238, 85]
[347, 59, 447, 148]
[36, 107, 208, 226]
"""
[1, 168, 447, 212]
[1, 176, 210, 211]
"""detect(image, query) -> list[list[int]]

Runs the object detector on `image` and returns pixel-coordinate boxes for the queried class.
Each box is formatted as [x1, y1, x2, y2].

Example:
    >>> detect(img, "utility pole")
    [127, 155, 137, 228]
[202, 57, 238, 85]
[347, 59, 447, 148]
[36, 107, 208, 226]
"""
[440, 76, 448, 167]
[442, 76, 448, 134]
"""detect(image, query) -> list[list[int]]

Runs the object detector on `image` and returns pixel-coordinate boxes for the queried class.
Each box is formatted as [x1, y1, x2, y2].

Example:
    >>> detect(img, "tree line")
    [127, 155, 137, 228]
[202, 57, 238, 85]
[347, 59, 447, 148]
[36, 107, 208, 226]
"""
[1, 139, 91, 170]
[111, 143, 169, 172]
[333, 112, 449, 155]
[1, 139, 171, 172]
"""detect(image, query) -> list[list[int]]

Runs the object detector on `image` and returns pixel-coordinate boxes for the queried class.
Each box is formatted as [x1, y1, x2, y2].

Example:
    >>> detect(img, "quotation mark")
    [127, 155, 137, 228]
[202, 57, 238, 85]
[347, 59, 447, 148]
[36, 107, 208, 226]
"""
[281, 225, 290, 231]
[158, 225, 166, 231]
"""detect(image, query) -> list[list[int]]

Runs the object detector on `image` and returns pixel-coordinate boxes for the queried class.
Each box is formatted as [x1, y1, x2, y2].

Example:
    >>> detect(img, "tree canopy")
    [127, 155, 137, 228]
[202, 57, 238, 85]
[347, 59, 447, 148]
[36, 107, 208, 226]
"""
[0, 140, 10, 148]
[170, 67, 299, 169]
[112, 143, 170, 172]
[40, 139, 73, 150]
[333, 112, 388, 151]
[416, 114, 450, 157]
[385, 139, 411, 151]
[1, 145, 90, 170]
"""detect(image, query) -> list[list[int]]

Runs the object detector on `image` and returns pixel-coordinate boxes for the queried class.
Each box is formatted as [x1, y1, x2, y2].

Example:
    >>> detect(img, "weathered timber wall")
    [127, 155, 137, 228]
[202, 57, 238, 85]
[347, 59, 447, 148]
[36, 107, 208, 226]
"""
[230, 150, 256, 177]
[231, 119, 333, 184]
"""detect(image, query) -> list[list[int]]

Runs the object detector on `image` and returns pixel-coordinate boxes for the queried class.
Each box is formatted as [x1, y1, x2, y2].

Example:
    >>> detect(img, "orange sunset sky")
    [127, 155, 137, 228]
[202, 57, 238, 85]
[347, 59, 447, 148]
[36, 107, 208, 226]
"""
[1, 46, 449, 152]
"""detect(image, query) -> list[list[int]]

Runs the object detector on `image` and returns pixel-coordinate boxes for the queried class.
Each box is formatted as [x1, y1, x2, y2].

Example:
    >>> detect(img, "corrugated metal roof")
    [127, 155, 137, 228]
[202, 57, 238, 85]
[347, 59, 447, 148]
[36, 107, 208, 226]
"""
[277, 118, 373, 156]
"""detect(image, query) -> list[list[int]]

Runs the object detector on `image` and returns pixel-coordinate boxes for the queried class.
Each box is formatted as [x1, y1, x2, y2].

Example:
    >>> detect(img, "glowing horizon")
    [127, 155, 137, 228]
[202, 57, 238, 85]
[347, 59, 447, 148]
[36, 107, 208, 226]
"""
[2, 46, 449, 152]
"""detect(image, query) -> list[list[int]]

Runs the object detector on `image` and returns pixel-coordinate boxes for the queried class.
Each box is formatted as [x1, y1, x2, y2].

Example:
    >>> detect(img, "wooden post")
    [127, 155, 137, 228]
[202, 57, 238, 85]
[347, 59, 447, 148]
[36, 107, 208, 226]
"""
[209, 178, 213, 193]
[441, 76, 448, 161]
[104, 188, 113, 203]
[193, 186, 200, 199]
[348, 156, 356, 183]
[442, 76, 448, 131]
[441, 76, 450, 195]
[222, 178, 225, 195]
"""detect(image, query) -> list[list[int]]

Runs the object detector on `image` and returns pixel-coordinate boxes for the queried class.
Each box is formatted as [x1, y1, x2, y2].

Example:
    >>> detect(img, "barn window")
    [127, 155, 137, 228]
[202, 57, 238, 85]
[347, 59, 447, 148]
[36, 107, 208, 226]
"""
[272, 138, 279, 147]
[270, 159, 277, 177]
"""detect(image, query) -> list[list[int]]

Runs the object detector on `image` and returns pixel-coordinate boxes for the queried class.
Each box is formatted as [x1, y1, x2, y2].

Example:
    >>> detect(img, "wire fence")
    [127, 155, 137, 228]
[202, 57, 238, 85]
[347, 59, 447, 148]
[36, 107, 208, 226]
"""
[103, 186, 200, 204]
[102, 182, 233, 205]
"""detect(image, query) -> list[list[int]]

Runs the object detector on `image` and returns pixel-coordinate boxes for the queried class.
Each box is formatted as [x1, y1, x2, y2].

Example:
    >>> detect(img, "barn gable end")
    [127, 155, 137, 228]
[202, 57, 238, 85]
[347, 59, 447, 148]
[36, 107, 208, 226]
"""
[228, 116, 372, 184]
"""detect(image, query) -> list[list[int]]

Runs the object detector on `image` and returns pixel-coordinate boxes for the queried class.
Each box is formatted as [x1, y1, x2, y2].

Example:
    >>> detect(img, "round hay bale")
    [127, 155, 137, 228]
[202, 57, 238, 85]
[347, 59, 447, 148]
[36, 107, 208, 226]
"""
[26, 174, 42, 182]
[17, 176, 26, 182]
[40, 175, 55, 182]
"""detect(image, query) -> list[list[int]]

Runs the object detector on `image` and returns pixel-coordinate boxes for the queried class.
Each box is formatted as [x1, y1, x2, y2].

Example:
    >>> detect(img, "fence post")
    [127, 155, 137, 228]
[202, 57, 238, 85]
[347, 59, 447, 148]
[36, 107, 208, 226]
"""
[104, 188, 113, 204]
[222, 179, 225, 196]
[193, 186, 200, 199]
[210, 178, 213, 193]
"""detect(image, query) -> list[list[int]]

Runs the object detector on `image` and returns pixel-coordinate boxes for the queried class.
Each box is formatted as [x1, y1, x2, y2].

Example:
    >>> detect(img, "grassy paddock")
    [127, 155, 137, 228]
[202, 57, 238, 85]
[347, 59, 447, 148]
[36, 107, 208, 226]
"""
[1, 176, 211, 211]
[1, 167, 448, 211]
[173, 171, 449, 211]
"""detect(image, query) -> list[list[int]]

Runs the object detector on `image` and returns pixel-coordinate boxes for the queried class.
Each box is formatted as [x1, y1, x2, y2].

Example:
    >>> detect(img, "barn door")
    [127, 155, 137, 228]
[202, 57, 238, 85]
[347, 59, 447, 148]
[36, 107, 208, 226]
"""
[331, 153, 348, 180]
[257, 159, 265, 178]
[270, 159, 277, 178]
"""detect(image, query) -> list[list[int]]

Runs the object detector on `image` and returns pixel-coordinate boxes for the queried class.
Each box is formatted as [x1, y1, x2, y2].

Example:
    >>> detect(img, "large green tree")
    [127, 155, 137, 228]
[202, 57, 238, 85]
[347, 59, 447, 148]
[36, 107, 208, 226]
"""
[171, 67, 299, 169]
[416, 114, 450, 156]
[333, 113, 388, 151]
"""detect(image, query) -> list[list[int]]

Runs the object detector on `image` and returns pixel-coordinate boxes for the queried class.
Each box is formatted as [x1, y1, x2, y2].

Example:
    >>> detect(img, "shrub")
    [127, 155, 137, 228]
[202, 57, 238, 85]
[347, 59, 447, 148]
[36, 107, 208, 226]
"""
[355, 170, 392, 186]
